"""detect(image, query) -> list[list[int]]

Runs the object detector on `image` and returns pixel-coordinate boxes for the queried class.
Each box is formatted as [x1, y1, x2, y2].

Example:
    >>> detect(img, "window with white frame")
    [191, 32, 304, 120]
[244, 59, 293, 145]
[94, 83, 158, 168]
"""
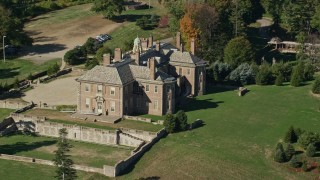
[85, 98, 90, 108]
[154, 85, 158, 93]
[110, 101, 115, 112]
[97, 85, 102, 93]
[146, 84, 149, 92]
[154, 100, 158, 110]
[110, 87, 115, 95]
[85, 84, 90, 92]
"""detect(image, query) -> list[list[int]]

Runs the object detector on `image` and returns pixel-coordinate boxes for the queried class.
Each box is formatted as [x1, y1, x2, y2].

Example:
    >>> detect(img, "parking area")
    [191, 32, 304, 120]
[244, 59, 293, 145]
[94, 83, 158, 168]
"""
[22, 76, 78, 106]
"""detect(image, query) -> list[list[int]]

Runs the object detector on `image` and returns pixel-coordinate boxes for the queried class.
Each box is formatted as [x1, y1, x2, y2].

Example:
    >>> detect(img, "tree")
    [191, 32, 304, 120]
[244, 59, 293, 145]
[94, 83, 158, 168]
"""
[212, 61, 231, 83]
[64, 47, 86, 65]
[180, 10, 199, 49]
[255, 63, 273, 85]
[176, 110, 188, 131]
[290, 155, 300, 168]
[311, 5, 320, 31]
[13, 77, 19, 89]
[164, 113, 177, 133]
[284, 143, 295, 161]
[284, 126, 298, 143]
[224, 36, 254, 68]
[306, 143, 316, 157]
[27, 73, 33, 81]
[96, 46, 112, 62]
[91, 0, 124, 19]
[274, 148, 286, 163]
[85, 58, 99, 70]
[53, 128, 77, 180]
[312, 76, 320, 94]
[276, 142, 284, 152]
[298, 132, 318, 149]
[229, 63, 256, 85]
[303, 63, 314, 81]
[302, 160, 308, 172]
[83, 37, 101, 55]
[136, 16, 150, 29]
[47, 63, 60, 76]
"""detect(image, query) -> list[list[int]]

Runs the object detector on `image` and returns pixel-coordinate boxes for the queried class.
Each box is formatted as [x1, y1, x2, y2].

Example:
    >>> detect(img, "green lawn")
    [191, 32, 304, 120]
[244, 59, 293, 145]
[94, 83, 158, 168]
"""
[119, 83, 320, 179]
[25, 4, 96, 29]
[0, 134, 132, 167]
[0, 108, 14, 120]
[0, 58, 60, 84]
[0, 159, 108, 180]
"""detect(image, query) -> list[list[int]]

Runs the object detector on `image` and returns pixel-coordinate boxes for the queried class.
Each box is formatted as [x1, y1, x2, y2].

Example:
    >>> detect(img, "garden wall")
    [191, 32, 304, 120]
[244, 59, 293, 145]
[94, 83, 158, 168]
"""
[114, 129, 167, 176]
[0, 100, 31, 110]
[120, 128, 157, 141]
[123, 115, 152, 123]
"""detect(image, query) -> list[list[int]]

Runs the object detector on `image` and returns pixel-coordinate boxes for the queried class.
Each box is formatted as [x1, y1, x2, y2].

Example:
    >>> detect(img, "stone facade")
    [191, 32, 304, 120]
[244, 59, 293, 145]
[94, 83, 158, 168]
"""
[76, 32, 206, 117]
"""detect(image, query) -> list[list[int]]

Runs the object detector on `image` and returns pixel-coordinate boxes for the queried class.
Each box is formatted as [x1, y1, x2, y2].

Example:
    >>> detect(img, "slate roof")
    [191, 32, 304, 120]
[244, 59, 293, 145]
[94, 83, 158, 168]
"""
[129, 64, 173, 82]
[76, 61, 134, 85]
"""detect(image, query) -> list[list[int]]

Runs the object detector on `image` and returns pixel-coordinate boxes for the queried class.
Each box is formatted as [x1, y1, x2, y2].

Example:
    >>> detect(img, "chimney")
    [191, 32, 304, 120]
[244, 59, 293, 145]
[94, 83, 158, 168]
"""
[114, 48, 122, 62]
[176, 32, 181, 50]
[156, 40, 160, 51]
[190, 38, 195, 55]
[148, 35, 153, 48]
[135, 51, 140, 65]
[180, 43, 184, 52]
[103, 53, 111, 66]
[149, 58, 156, 80]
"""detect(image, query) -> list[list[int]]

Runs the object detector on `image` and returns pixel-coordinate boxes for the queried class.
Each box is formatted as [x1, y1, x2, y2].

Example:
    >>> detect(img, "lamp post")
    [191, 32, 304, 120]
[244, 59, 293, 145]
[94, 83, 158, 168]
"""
[2, 36, 6, 63]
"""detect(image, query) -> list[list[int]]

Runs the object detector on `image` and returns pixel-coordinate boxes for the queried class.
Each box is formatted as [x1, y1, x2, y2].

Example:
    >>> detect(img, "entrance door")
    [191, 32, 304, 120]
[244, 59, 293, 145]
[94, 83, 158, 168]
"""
[97, 102, 103, 113]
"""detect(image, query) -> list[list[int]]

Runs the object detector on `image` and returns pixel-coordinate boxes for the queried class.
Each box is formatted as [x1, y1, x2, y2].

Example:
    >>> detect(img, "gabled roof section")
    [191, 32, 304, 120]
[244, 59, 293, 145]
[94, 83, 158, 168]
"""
[168, 50, 205, 65]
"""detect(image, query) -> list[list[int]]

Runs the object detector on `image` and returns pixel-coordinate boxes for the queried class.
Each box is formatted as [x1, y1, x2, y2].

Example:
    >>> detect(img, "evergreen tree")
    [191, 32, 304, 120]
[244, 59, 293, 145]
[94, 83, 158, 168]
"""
[274, 149, 286, 163]
[175, 110, 188, 131]
[306, 143, 317, 157]
[164, 113, 177, 133]
[276, 142, 284, 152]
[290, 155, 300, 168]
[285, 143, 295, 161]
[312, 76, 320, 94]
[53, 128, 77, 180]
[255, 62, 273, 85]
[302, 160, 308, 172]
[290, 62, 305, 87]
[284, 126, 298, 143]
[91, 0, 125, 19]
[275, 73, 284, 86]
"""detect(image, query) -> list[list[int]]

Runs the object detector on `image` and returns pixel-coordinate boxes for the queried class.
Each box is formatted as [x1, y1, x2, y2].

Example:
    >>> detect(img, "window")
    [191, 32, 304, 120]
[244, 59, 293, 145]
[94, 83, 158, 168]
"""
[85, 84, 90, 92]
[154, 85, 158, 93]
[146, 84, 149, 92]
[85, 98, 90, 108]
[154, 100, 158, 110]
[146, 102, 149, 107]
[179, 68, 182, 75]
[110, 101, 115, 112]
[97, 85, 102, 93]
[187, 68, 191, 75]
[110, 87, 115, 95]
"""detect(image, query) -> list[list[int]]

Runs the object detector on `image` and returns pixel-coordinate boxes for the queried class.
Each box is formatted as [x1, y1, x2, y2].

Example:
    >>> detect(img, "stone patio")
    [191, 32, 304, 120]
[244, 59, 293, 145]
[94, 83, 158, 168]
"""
[71, 113, 121, 124]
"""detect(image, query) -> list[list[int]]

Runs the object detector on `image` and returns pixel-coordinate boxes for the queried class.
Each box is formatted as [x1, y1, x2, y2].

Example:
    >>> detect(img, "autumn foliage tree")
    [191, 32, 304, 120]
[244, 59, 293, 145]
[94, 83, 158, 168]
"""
[179, 10, 199, 50]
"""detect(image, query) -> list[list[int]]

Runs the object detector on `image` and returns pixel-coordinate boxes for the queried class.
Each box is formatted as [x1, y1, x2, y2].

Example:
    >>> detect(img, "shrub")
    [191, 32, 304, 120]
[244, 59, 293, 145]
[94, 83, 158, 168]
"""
[276, 142, 284, 152]
[96, 46, 112, 62]
[284, 126, 298, 143]
[306, 143, 317, 157]
[274, 148, 286, 163]
[176, 110, 188, 131]
[136, 16, 150, 29]
[290, 155, 300, 168]
[285, 143, 295, 161]
[83, 37, 102, 54]
[275, 73, 284, 86]
[312, 76, 320, 94]
[27, 73, 33, 81]
[256, 63, 273, 85]
[13, 77, 19, 89]
[229, 63, 256, 85]
[290, 62, 305, 87]
[85, 58, 99, 70]
[303, 63, 315, 81]
[47, 63, 60, 76]
[164, 113, 177, 133]
[64, 47, 86, 65]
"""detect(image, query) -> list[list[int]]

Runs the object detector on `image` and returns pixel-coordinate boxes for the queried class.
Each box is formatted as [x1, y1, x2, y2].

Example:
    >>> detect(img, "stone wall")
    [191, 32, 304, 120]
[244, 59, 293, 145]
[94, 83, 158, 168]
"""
[119, 128, 157, 141]
[0, 100, 31, 110]
[114, 129, 167, 176]
[123, 115, 152, 123]
[11, 113, 46, 122]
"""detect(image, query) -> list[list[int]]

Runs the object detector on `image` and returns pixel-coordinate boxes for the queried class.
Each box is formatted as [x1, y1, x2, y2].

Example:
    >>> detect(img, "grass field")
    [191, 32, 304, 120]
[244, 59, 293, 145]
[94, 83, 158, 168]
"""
[0, 58, 60, 84]
[0, 108, 14, 120]
[118, 83, 320, 179]
[0, 134, 132, 167]
[0, 159, 108, 180]
[105, 0, 171, 51]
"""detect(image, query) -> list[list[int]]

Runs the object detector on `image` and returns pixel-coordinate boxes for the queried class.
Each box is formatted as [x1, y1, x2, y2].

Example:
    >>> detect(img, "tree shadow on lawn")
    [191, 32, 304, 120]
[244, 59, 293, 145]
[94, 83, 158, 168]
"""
[0, 139, 57, 155]
[0, 67, 20, 79]
[178, 98, 223, 113]
[111, 14, 155, 23]
[19, 43, 67, 56]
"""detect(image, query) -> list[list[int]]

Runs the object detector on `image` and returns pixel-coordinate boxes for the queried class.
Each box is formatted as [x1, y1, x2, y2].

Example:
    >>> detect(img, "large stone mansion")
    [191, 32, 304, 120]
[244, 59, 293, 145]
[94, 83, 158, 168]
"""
[76, 32, 207, 116]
